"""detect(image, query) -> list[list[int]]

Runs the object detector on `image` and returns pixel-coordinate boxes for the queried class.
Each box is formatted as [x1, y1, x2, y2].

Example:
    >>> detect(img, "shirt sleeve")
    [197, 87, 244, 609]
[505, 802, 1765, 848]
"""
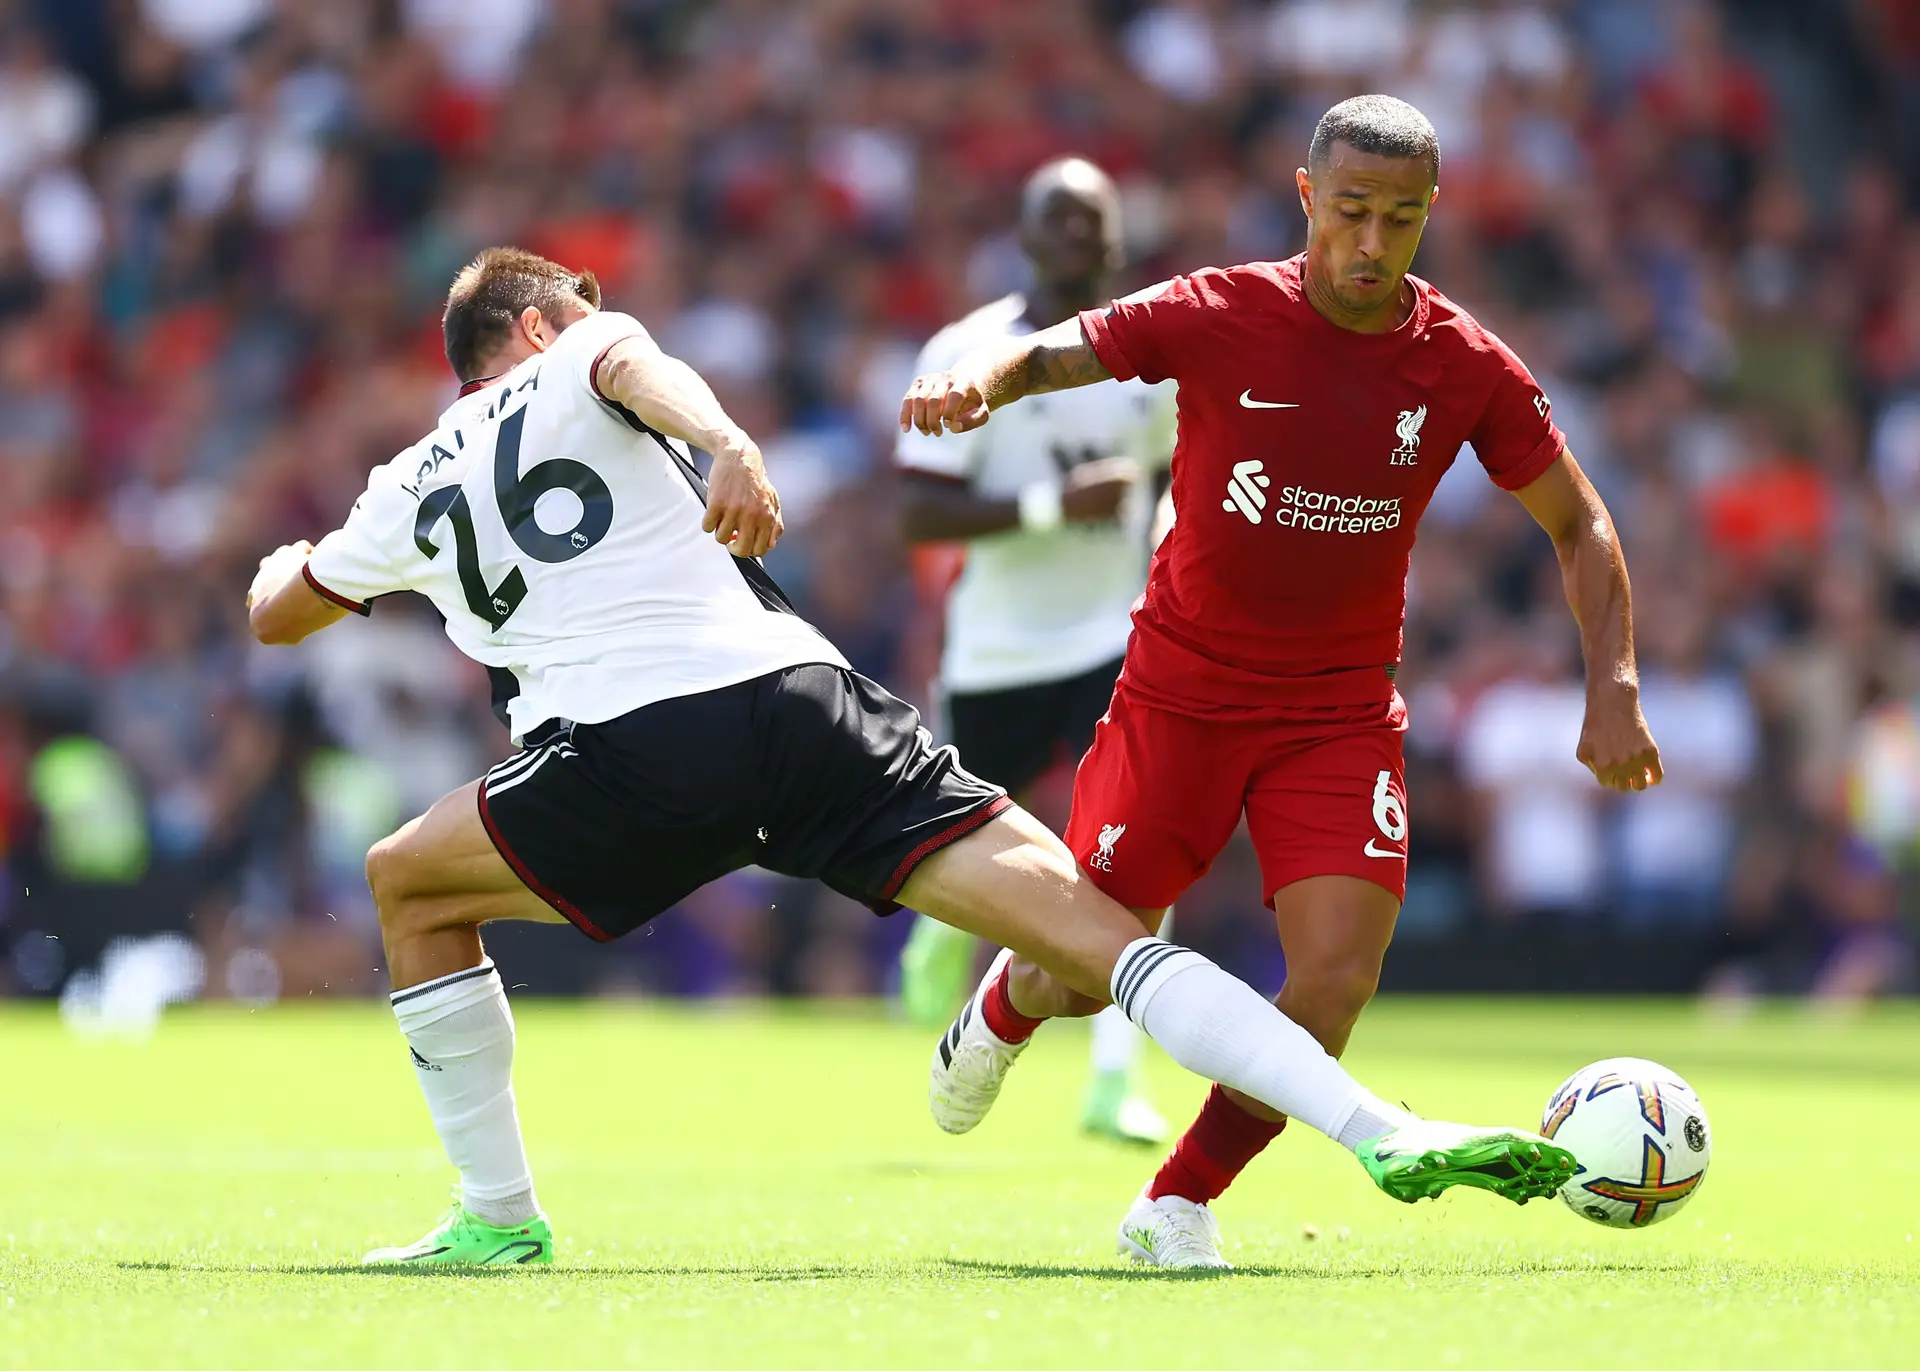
[561, 309, 656, 405]
[1077, 273, 1221, 385]
[1468, 328, 1566, 491]
[303, 459, 419, 613]
[894, 327, 986, 482]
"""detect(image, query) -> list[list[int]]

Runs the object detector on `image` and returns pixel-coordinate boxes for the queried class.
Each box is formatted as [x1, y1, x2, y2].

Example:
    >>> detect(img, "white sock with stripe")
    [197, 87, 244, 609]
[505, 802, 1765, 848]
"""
[1109, 938, 1410, 1149]
[1089, 905, 1164, 1077]
[390, 960, 540, 1227]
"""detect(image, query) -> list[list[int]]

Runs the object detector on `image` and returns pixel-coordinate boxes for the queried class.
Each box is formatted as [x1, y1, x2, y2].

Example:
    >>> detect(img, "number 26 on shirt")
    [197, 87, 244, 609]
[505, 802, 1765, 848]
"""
[412, 405, 615, 631]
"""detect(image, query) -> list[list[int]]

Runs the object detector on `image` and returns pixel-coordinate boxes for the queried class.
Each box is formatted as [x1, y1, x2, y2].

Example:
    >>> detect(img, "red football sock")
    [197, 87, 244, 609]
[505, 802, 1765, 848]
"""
[979, 963, 1044, 1044]
[1147, 1084, 1288, 1203]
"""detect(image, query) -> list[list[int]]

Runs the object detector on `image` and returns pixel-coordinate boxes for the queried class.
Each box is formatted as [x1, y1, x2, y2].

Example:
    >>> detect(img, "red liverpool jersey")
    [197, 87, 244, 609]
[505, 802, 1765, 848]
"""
[1079, 254, 1565, 716]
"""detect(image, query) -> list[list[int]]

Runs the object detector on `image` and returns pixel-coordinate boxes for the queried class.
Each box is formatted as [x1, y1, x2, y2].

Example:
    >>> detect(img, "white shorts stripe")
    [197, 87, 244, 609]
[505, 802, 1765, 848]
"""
[487, 739, 576, 786]
[484, 742, 577, 799]
[486, 749, 545, 785]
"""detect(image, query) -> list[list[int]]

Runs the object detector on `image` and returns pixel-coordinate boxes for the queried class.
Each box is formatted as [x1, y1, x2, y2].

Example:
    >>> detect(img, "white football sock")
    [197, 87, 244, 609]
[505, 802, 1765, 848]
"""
[389, 960, 540, 1227]
[1109, 937, 1411, 1150]
[1089, 1004, 1144, 1075]
[1090, 907, 1171, 1076]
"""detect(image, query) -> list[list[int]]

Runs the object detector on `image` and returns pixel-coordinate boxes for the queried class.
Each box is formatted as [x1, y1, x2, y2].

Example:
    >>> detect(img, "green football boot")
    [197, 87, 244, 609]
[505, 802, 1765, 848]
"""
[1357, 1121, 1576, 1205]
[898, 916, 978, 1030]
[362, 1200, 554, 1266]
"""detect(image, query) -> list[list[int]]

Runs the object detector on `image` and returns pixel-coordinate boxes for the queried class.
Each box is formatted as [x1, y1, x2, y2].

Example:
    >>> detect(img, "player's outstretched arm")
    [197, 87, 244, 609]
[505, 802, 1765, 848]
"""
[595, 336, 782, 559]
[899, 459, 1142, 543]
[246, 541, 349, 645]
[1512, 450, 1663, 792]
[900, 318, 1112, 437]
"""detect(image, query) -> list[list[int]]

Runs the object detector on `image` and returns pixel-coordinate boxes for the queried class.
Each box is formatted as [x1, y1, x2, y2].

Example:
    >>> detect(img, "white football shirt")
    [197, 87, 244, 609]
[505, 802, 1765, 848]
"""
[304, 309, 847, 743]
[897, 294, 1175, 694]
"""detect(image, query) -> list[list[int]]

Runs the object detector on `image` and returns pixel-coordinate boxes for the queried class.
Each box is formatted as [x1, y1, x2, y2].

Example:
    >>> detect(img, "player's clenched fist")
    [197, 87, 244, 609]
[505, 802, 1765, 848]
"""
[900, 370, 992, 436]
[1576, 692, 1664, 793]
[247, 540, 314, 610]
[704, 437, 783, 559]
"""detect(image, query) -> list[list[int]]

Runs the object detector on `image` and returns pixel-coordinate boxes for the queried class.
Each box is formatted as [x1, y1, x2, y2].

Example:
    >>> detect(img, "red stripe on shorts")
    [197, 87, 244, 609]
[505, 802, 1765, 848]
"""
[880, 795, 1013, 901]
[475, 781, 613, 942]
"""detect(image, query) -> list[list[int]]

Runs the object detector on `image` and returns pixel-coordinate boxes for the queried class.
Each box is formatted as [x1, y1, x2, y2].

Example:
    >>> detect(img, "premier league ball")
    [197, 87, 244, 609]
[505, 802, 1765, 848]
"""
[1540, 1057, 1711, 1229]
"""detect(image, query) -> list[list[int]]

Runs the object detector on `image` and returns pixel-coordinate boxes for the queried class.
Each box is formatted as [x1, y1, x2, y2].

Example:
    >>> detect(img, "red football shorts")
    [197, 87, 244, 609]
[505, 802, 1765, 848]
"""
[1064, 685, 1410, 909]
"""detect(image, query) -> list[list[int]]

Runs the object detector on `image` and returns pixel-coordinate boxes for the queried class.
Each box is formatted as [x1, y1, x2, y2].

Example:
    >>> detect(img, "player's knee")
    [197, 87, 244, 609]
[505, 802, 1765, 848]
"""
[1286, 955, 1382, 1036]
[1321, 956, 1382, 1017]
[365, 835, 417, 928]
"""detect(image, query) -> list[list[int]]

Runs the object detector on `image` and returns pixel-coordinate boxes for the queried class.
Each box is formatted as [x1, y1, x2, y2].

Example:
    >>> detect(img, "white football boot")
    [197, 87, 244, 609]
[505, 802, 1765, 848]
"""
[1117, 1186, 1231, 1270]
[928, 947, 1030, 1134]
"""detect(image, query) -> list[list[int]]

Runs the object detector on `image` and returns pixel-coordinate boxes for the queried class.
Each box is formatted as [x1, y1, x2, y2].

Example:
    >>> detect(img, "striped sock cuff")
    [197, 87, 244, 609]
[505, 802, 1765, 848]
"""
[1110, 937, 1206, 1026]
[390, 959, 501, 1029]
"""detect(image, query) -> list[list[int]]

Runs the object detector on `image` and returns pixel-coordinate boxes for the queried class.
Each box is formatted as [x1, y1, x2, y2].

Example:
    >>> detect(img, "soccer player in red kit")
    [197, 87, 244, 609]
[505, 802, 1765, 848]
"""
[901, 95, 1663, 1268]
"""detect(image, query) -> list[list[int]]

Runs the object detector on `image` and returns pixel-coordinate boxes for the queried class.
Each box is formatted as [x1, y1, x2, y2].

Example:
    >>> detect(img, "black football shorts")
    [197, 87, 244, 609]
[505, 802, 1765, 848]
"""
[476, 663, 1010, 941]
[942, 654, 1124, 797]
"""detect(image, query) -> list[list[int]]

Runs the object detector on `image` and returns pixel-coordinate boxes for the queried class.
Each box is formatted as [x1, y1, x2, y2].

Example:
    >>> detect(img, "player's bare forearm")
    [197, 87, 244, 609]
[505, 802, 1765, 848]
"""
[247, 541, 348, 645]
[1561, 509, 1635, 700]
[901, 319, 1112, 436]
[899, 459, 1139, 541]
[899, 473, 1021, 542]
[597, 337, 783, 557]
[596, 338, 751, 458]
[1011, 319, 1113, 398]
[1513, 452, 1662, 791]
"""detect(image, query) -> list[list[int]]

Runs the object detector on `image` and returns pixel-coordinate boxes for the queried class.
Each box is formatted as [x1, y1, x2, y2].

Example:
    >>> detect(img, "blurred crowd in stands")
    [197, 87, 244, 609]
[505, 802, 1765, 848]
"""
[2, 0, 1918, 1002]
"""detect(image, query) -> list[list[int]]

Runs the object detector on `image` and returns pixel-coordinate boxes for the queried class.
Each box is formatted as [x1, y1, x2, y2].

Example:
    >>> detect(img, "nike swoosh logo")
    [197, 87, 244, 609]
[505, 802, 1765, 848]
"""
[1363, 839, 1403, 859]
[1238, 391, 1300, 409]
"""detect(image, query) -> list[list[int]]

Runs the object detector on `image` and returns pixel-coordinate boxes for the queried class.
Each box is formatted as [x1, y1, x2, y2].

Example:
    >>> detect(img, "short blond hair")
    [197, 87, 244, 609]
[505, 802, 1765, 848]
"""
[442, 247, 601, 381]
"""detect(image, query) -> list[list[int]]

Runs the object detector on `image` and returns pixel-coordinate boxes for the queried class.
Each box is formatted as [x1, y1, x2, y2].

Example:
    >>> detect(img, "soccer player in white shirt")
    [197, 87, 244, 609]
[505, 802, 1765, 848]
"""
[246, 248, 1577, 1267]
[895, 159, 1174, 1144]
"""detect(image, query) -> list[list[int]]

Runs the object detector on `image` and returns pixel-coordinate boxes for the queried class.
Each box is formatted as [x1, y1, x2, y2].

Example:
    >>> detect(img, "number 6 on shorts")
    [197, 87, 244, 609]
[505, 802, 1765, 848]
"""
[1370, 769, 1406, 843]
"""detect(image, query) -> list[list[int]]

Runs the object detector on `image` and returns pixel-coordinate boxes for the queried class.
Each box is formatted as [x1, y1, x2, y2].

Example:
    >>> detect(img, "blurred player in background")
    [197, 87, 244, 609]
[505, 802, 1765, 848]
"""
[902, 96, 1661, 1268]
[247, 247, 1577, 1267]
[895, 158, 1175, 1145]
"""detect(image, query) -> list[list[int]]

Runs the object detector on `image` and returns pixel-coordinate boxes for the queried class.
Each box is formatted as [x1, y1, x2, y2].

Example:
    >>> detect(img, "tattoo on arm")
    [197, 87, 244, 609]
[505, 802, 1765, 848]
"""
[1020, 339, 1112, 395]
[959, 317, 1113, 415]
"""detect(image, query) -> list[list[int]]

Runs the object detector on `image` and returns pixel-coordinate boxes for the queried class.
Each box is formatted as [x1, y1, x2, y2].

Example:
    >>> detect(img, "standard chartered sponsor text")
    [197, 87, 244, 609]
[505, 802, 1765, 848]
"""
[1274, 485, 1403, 533]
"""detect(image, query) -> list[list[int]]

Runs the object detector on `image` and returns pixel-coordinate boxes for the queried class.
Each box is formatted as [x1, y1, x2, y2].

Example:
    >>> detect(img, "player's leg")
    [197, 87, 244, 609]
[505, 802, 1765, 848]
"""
[1145, 710, 1414, 1214]
[363, 696, 752, 1267]
[791, 669, 1394, 1145]
[905, 806, 1572, 1218]
[899, 806, 1415, 1150]
[1145, 874, 1397, 1209]
[985, 897, 1177, 1144]
[1060, 658, 1167, 1145]
[1113, 879, 1382, 1269]
[787, 666, 1570, 1222]
[1001, 689, 1217, 1018]
[1083, 968, 1168, 1143]
[920, 687, 1232, 1133]
[898, 677, 1059, 1028]
[360, 776, 571, 1266]
[369, 783, 570, 988]
[1120, 704, 1565, 1265]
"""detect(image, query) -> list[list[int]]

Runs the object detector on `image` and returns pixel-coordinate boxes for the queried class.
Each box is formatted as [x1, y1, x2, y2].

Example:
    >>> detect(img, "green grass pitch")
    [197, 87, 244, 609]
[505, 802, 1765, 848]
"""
[2, 997, 1916, 1370]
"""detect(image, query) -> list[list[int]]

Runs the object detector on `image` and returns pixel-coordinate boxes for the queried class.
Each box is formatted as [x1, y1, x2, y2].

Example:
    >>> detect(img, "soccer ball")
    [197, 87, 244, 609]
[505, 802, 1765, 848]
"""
[1540, 1057, 1711, 1229]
